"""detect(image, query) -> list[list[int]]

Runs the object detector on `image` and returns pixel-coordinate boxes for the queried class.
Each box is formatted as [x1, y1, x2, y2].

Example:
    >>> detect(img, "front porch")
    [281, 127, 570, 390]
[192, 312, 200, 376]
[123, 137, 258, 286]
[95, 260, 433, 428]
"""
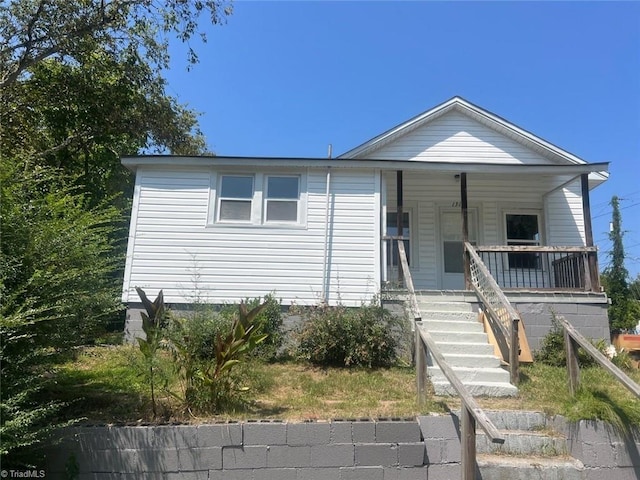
[379, 166, 604, 294]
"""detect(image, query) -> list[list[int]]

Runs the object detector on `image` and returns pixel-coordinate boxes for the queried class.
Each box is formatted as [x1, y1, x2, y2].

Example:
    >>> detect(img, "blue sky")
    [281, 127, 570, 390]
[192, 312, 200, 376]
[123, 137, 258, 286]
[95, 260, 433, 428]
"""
[164, 1, 640, 278]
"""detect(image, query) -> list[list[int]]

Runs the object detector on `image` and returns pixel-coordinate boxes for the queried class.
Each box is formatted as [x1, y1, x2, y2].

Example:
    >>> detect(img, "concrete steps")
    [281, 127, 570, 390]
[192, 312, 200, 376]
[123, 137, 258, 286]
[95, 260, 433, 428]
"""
[475, 410, 583, 480]
[416, 294, 517, 397]
[418, 410, 583, 479]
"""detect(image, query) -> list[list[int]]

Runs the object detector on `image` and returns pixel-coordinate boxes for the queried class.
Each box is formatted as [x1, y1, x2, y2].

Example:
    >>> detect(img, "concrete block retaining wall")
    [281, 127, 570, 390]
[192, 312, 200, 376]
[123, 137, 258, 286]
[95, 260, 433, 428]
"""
[43, 415, 640, 480]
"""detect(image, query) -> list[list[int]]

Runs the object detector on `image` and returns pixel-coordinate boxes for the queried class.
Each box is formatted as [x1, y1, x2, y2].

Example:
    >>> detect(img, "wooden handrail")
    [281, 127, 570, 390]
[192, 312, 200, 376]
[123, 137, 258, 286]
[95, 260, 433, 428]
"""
[416, 327, 504, 480]
[559, 316, 640, 398]
[475, 245, 597, 253]
[397, 240, 421, 321]
[465, 242, 520, 385]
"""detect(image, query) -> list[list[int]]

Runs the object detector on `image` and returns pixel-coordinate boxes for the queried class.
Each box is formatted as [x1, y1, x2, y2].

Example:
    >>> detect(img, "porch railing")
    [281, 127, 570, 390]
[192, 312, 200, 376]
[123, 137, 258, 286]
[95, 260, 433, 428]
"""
[473, 245, 599, 292]
[465, 242, 520, 385]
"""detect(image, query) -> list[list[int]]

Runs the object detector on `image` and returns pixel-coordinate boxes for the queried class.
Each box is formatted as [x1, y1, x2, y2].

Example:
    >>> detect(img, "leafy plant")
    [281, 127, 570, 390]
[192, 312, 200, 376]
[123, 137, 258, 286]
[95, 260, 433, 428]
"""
[222, 293, 284, 361]
[295, 301, 407, 368]
[168, 301, 268, 413]
[135, 287, 167, 418]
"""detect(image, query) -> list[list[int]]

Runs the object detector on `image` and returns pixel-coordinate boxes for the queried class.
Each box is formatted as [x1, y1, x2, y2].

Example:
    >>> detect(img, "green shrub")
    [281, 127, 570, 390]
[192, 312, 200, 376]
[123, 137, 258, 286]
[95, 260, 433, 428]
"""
[535, 313, 608, 368]
[294, 301, 406, 368]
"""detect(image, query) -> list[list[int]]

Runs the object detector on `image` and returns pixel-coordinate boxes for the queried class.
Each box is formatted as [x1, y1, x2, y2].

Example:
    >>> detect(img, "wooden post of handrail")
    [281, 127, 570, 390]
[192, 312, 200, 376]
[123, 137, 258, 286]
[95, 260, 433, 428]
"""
[581, 173, 600, 291]
[416, 329, 427, 405]
[461, 402, 477, 480]
[461, 172, 471, 290]
[397, 171, 404, 285]
[510, 319, 520, 386]
[564, 326, 581, 396]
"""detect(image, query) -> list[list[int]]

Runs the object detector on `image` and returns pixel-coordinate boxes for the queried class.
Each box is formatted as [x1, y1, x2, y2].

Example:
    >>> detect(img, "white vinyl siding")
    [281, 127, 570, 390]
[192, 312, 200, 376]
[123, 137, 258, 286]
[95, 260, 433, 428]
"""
[122, 167, 379, 306]
[370, 111, 556, 165]
[544, 179, 585, 246]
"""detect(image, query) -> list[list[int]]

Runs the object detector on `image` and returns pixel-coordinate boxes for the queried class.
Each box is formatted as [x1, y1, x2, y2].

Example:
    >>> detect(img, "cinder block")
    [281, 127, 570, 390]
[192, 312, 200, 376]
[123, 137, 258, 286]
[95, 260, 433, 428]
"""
[581, 443, 616, 468]
[253, 468, 297, 480]
[94, 449, 138, 473]
[209, 469, 254, 480]
[330, 421, 353, 444]
[427, 463, 461, 480]
[311, 444, 355, 467]
[423, 439, 443, 464]
[266, 445, 312, 468]
[576, 304, 607, 315]
[376, 421, 421, 443]
[441, 438, 461, 463]
[287, 422, 331, 446]
[418, 415, 458, 439]
[74, 427, 113, 450]
[578, 420, 614, 444]
[296, 468, 342, 480]
[110, 426, 154, 449]
[151, 425, 197, 449]
[383, 466, 429, 480]
[339, 466, 384, 480]
[90, 474, 121, 480]
[352, 422, 375, 443]
[178, 446, 223, 470]
[354, 443, 398, 466]
[222, 446, 267, 469]
[397, 443, 426, 466]
[137, 448, 180, 472]
[118, 473, 164, 480]
[243, 422, 286, 445]
[197, 423, 243, 447]
[166, 472, 210, 480]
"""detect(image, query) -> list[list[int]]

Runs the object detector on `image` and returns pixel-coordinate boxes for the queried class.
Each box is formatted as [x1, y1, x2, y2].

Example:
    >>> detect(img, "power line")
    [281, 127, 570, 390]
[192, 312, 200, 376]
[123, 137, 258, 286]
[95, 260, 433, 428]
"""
[593, 201, 640, 219]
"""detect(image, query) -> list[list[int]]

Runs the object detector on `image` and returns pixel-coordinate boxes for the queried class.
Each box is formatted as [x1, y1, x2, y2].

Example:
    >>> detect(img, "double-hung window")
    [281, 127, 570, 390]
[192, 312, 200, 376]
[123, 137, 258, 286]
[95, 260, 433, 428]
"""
[505, 213, 541, 269]
[265, 176, 300, 223]
[218, 175, 254, 222]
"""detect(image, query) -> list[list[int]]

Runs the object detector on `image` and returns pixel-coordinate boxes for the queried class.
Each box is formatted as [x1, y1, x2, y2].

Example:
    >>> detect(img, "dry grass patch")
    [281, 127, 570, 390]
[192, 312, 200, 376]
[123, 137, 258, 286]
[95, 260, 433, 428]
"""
[46, 345, 640, 427]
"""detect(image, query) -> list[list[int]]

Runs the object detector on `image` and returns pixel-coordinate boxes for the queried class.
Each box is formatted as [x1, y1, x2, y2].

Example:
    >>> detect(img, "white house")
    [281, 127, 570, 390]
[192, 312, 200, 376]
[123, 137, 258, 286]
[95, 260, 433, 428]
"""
[121, 97, 611, 360]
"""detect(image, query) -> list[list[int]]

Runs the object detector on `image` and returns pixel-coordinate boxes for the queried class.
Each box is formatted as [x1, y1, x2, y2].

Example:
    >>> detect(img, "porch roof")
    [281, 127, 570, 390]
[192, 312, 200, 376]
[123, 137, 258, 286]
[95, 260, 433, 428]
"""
[122, 155, 608, 189]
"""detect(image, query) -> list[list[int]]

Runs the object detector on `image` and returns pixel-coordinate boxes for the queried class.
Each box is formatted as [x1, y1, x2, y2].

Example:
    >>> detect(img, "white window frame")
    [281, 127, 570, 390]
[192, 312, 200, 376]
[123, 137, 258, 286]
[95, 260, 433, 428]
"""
[208, 171, 307, 227]
[217, 174, 255, 223]
[264, 175, 301, 224]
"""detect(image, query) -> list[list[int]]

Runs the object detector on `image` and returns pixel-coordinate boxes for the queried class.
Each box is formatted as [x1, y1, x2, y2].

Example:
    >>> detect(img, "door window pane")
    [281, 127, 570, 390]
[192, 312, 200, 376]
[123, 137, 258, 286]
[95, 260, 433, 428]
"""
[387, 212, 410, 266]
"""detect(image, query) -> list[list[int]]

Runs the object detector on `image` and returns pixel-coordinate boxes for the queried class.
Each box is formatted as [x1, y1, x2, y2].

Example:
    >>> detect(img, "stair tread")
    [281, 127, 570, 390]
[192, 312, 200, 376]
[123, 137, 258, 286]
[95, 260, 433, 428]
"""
[477, 453, 583, 467]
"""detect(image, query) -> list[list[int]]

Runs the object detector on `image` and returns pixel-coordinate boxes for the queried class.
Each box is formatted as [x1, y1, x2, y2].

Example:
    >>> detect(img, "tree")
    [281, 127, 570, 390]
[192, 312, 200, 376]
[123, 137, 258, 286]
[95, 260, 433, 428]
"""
[0, 162, 123, 466]
[1, 49, 207, 208]
[1, 0, 233, 88]
[1, 0, 231, 464]
[601, 196, 640, 332]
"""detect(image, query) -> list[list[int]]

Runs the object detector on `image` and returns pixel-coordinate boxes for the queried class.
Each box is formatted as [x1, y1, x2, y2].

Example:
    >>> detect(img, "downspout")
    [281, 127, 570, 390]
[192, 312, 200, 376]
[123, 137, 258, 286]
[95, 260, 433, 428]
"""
[322, 147, 333, 304]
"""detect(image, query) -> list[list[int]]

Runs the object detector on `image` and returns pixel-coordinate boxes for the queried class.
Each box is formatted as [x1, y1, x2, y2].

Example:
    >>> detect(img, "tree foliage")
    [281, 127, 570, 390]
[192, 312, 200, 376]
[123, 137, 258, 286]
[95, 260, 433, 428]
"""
[1, 0, 233, 88]
[1, 0, 231, 463]
[601, 196, 640, 332]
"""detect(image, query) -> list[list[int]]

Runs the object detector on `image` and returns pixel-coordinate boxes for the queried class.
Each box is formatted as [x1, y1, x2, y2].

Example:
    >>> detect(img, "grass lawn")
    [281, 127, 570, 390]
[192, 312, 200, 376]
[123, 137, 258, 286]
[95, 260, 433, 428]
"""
[45, 344, 640, 427]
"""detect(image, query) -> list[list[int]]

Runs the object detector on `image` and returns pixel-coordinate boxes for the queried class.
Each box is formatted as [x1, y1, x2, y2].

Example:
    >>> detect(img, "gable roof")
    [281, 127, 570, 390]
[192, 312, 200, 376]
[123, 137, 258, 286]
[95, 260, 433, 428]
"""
[338, 96, 592, 167]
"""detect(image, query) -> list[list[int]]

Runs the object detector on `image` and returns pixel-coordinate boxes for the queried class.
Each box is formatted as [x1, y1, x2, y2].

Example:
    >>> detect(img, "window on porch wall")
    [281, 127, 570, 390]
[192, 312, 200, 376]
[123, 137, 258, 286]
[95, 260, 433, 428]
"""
[386, 211, 410, 266]
[506, 214, 541, 269]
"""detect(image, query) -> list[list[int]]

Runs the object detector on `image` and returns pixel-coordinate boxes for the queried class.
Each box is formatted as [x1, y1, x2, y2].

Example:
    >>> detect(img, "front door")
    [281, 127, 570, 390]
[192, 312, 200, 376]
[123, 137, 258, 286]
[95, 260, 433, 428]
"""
[440, 209, 476, 289]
